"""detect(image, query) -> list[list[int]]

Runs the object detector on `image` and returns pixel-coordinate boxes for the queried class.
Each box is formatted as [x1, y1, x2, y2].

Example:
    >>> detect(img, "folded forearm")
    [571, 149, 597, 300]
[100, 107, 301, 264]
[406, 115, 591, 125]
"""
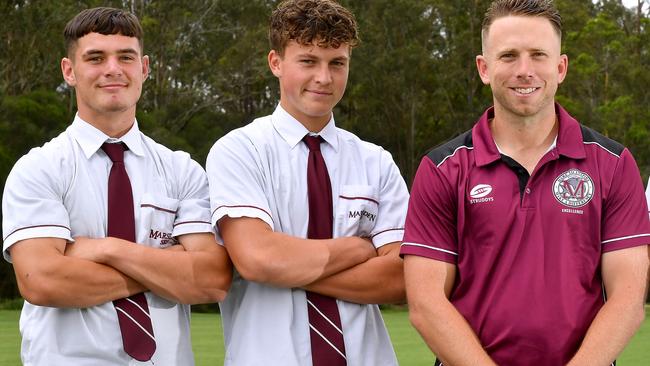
[303, 249, 404, 304]
[231, 233, 375, 288]
[18, 257, 145, 308]
[101, 240, 230, 304]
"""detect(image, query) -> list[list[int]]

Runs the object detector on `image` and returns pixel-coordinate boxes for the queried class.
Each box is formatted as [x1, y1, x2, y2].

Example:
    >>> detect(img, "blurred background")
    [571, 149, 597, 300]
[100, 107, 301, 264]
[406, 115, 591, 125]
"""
[1, 0, 649, 301]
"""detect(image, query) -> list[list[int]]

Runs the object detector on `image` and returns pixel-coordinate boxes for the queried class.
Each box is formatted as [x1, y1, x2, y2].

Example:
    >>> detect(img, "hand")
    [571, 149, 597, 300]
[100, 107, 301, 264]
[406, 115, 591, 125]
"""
[352, 236, 378, 261]
[65, 236, 110, 263]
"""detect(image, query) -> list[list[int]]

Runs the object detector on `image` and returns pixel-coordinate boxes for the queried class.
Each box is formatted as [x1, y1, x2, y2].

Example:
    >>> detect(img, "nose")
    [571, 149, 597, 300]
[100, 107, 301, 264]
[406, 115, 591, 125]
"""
[515, 57, 534, 79]
[104, 57, 123, 77]
[314, 64, 332, 85]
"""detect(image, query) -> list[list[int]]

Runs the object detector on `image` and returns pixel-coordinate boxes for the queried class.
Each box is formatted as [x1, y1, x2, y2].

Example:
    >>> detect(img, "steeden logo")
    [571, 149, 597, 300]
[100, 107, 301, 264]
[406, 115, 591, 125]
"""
[469, 184, 494, 204]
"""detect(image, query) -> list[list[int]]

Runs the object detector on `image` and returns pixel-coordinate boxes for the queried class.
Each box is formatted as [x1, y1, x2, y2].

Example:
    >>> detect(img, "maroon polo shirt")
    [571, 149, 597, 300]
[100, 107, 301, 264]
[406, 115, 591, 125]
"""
[401, 104, 650, 365]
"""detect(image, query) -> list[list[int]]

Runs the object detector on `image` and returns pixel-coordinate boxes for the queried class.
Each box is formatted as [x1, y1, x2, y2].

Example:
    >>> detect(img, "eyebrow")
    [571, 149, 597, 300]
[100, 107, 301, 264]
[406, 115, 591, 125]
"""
[295, 53, 349, 62]
[82, 48, 139, 57]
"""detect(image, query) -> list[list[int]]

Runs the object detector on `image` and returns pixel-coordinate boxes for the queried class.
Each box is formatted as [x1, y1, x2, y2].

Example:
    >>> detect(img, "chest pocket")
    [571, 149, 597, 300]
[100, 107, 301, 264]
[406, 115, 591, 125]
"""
[335, 185, 379, 237]
[138, 193, 179, 248]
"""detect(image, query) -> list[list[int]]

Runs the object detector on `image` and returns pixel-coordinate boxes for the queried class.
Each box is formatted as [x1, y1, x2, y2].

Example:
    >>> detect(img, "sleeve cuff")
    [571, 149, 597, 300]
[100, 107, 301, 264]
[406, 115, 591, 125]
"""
[172, 221, 215, 238]
[399, 242, 457, 264]
[371, 228, 404, 248]
[601, 233, 650, 253]
[3, 225, 72, 263]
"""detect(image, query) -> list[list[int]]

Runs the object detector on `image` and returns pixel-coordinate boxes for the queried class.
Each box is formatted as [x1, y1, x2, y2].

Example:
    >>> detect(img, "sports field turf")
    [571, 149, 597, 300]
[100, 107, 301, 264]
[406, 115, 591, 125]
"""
[1, 307, 648, 365]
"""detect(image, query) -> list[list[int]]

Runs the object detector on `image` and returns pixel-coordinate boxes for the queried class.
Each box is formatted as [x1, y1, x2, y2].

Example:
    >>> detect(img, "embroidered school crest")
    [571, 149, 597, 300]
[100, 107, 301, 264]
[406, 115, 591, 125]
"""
[552, 169, 594, 208]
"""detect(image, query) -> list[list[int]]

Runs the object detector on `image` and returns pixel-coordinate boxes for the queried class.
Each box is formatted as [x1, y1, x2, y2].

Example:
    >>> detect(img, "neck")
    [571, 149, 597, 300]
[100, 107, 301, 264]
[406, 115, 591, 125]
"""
[491, 104, 557, 152]
[490, 105, 558, 174]
[78, 109, 136, 138]
[301, 119, 329, 134]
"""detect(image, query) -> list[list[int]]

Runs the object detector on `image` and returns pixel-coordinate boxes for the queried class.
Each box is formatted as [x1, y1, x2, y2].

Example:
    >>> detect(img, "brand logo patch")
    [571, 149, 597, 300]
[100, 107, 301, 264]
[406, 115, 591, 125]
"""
[552, 169, 594, 208]
[150, 229, 177, 247]
[469, 184, 493, 199]
[348, 210, 376, 222]
[469, 184, 494, 204]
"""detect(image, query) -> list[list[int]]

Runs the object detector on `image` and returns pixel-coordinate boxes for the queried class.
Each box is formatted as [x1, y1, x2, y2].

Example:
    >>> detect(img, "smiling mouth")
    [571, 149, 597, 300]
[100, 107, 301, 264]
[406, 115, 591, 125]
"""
[513, 87, 538, 94]
[306, 90, 332, 96]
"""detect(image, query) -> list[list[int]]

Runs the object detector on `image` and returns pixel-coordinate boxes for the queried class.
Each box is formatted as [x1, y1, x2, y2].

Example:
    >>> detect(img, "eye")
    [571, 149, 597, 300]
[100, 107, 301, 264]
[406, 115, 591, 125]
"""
[331, 61, 346, 67]
[500, 53, 515, 61]
[120, 55, 136, 62]
[300, 59, 315, 65]
[87, 56, 103, 63]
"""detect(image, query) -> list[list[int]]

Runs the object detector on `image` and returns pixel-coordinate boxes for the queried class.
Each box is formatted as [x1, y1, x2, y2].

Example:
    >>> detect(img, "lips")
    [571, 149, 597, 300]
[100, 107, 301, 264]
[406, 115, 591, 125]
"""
[305, 89, 333, 96]
[99, 82, 128, 89]
[512, 87, 539, 94]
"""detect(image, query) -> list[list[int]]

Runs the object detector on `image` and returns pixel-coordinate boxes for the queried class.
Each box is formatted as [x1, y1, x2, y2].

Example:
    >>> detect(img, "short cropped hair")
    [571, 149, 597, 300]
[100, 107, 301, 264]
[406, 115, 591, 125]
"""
[64, 7, 144, 57]
[482, 0, 562, 50]
[269, 0, 359, 55]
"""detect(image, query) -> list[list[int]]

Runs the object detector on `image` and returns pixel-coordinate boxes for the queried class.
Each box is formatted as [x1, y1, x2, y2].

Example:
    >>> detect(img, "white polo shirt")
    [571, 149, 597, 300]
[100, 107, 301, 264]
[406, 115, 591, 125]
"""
[206, 105, 409, 366]
[2, 115, 214, 366]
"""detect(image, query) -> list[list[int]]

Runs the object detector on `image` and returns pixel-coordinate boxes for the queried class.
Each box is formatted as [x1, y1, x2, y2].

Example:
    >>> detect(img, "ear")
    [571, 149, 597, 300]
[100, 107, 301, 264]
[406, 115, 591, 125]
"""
[268, 49, 282, 78]
[476, 55, 490, 85]
[557, 54, 568, 84]
[61, 57, 76, 87]
[142, 55, 150, 80]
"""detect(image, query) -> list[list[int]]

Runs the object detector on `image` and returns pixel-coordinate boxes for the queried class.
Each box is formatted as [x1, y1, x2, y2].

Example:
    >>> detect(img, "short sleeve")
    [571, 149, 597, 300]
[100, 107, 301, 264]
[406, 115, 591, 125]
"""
[370, 150, 409, 247]
[400, 157, 459, 263]
[2, 152, 73, 262]
[646, 176, 650, 220]
[206, 130, 274, 242]
[171, 152, 215, 237]
[600, 149, 650, 252]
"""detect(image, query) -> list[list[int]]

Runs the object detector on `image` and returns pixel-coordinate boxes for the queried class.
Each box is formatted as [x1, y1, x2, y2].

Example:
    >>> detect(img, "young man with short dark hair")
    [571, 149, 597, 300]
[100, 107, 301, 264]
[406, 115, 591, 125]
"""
[2, 7, 232, 365]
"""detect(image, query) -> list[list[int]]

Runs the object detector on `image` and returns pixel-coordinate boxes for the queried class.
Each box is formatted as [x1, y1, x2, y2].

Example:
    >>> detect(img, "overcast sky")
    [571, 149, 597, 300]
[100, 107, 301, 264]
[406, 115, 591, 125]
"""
[621, 0, 647, 9]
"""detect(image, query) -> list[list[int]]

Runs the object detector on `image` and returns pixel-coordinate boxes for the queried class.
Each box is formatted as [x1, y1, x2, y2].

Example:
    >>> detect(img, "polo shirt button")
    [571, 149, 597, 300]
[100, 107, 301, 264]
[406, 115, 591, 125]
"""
[525, 188, 531, 194]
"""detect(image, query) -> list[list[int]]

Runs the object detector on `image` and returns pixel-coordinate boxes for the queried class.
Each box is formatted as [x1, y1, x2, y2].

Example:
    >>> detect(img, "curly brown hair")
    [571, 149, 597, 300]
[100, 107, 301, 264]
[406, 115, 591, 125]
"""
[269, 0, 359, 56]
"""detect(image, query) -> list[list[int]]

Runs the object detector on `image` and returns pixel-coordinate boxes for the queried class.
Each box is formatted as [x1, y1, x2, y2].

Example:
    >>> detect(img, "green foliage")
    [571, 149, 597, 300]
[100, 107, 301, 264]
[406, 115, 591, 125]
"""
[1, 0, 649, 300]
[0, 90, 71, 298]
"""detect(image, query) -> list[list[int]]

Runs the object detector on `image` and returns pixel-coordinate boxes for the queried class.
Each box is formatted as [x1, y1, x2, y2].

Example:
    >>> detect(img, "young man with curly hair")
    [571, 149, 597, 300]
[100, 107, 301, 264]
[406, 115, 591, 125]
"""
[206, 0, 408, 365]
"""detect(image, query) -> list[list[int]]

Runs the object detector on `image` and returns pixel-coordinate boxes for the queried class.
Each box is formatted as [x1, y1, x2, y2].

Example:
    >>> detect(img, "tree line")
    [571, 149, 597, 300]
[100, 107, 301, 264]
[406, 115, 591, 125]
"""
[1, 0, 648, 298]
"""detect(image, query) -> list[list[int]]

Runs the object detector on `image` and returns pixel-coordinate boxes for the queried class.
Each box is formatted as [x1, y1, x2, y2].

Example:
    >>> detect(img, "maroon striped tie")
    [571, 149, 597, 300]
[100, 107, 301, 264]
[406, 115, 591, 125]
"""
[102, 142, 156, 361]
[303, 135, 347, 365]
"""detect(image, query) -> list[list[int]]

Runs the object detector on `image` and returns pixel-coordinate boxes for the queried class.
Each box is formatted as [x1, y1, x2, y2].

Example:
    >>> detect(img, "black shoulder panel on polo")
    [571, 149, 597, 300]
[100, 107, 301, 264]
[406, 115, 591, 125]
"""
[425, 129, 473, 166]
[580, 125, 624, 157]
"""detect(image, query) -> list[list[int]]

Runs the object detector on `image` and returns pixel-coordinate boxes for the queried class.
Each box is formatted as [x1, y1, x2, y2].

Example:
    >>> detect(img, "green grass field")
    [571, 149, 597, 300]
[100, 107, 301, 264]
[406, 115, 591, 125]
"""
[1, 307, 648, 365]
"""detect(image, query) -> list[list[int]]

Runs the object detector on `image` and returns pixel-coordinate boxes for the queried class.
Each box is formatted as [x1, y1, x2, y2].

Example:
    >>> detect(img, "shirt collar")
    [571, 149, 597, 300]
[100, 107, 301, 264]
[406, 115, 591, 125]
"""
[68, 113, 146, 159]
[271, 104, 339, 152]
[472, 102, 585, 167]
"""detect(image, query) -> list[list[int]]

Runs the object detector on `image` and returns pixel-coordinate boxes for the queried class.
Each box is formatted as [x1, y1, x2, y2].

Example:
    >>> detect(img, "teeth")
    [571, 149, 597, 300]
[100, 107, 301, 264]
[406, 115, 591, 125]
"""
[515, 87, 536, 94]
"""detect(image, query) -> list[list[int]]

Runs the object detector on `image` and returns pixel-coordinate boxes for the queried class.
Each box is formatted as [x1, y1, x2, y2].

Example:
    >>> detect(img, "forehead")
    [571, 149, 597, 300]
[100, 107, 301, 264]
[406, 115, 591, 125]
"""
[283, 40, 350, 59]
[485, 15, 560, 52]
[73, 32, 141, 57]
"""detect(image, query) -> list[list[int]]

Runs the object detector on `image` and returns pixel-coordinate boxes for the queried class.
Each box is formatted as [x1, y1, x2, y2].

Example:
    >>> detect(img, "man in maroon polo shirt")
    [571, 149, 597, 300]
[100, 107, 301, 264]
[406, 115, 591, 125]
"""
[401, 1, 650, 365]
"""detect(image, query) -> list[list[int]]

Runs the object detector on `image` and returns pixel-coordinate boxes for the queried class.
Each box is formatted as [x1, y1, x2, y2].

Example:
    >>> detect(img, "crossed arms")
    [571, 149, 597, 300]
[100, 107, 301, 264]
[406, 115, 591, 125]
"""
[10, 232, 232, 308]
[219, 216, 405, 304]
